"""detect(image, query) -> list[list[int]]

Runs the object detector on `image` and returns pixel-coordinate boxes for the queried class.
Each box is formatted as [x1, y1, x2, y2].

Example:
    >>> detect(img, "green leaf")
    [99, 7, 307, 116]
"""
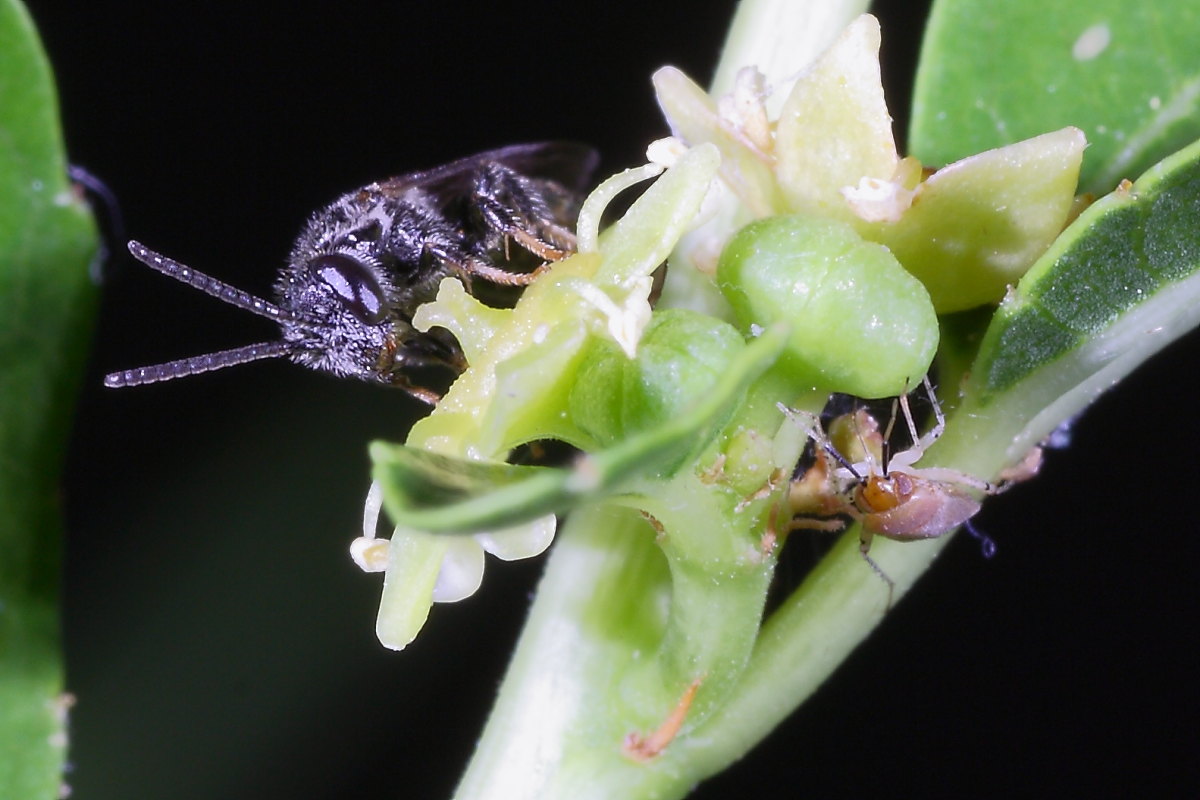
[941, 137, 1200, 475]
[911, 1, 1200, 194]
[369, 448, 564, 532]
[0, 1, 99, 797]
[371, 326, 786, 532]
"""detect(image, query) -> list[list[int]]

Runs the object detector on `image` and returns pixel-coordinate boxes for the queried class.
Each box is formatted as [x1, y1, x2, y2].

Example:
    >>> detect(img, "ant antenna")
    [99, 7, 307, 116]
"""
[963, 519, 997, 559]
[776, 402, 865, 481]
[103, 241, 300, 388]
[824, 441, 863, 481]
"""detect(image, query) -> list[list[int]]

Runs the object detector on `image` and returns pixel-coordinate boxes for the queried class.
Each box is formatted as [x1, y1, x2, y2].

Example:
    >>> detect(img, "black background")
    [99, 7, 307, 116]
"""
[27, 0, 1199, 797]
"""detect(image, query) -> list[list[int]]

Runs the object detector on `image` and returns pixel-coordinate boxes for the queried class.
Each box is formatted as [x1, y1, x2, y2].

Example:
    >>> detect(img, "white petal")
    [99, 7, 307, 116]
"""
[475, 514, 557, 561]
[431, 538, 486, 603]
[567, 277, 653, 358]
[647, 137, 687, 168]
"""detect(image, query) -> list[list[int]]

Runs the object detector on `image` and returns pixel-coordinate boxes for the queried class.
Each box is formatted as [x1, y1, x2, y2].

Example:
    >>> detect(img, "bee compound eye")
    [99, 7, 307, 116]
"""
[311, 253, 388, 325]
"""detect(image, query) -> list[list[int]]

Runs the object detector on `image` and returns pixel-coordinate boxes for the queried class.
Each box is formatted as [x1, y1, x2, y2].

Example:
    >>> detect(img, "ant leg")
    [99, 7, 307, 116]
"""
[997, 445, 1044, 488]
[761, 497, 797, 555]
[889, 376, 945, 471]
[903, 377, 943, 456]
[787, 516, 848, 533]
[899, 387, 921, 451]
[778, 403, 865, 487]
[735, 467, 786, 512]
[858, 530, 896, 609]
[913, 375, 946, 451]
[908, 466, 995, 494]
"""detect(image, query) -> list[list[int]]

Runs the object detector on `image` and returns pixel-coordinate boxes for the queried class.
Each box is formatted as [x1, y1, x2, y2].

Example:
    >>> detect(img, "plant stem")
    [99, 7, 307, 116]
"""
[453, 504, 681, 799]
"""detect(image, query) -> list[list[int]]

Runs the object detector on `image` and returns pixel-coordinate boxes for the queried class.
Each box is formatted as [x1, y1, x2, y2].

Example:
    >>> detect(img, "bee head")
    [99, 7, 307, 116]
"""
[104, 242, 447, 397]
[273, 251, 402, 383]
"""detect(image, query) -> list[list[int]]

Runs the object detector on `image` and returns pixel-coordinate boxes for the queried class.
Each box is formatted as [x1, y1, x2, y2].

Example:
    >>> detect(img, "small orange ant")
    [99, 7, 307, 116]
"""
[779, 377, 1033, 604]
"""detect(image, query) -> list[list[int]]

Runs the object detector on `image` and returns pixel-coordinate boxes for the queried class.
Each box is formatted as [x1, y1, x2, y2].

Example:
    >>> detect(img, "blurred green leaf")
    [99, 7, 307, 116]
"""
[910, 1, 1200, 194]
[0, 0, 99, 796]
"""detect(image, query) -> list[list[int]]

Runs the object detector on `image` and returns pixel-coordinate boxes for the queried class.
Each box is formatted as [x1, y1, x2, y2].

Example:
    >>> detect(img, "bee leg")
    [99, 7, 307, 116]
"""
[471, 162, 579, 263]
[395, 350, 468, 372]
[461, 255, 552, 287]
[388, 372, 442, 406]
[407, 327, 469, 372]
[421, 240, 540, 288]
[427, 158, 581, 287]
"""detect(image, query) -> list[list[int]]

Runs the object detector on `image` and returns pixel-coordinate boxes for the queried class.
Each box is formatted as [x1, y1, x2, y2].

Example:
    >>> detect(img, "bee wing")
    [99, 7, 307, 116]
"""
[376, 142, 599, 200]
[481, 141, 600, 194]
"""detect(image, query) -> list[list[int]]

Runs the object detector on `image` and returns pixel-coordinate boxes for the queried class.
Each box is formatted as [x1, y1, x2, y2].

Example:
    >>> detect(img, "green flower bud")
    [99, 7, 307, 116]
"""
[717, 215, 938, 398]
[570, 309, 746, 446]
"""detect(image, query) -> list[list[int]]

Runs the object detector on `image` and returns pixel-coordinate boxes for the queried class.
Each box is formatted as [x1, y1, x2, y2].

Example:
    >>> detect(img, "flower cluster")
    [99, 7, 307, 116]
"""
[351, 13, 1086, 652]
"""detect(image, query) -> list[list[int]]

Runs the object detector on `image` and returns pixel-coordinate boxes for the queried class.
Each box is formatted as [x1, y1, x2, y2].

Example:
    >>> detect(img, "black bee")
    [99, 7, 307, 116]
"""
[105, 142, 599, 403]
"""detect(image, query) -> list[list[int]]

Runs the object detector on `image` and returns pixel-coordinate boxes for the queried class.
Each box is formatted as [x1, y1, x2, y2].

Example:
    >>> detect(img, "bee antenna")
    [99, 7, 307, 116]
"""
[126, 240, 294, 322]
[104, 340, 296, 388]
